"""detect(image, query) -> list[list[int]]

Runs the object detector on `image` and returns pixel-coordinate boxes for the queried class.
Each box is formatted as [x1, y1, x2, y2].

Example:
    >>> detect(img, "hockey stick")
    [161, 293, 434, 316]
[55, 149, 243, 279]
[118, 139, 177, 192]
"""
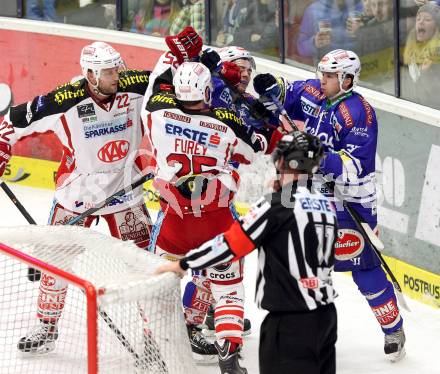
[0, 180, 42, 281]
[98, 307, 143, 363]
[98, 306, 169, 372]
[0, 87, 40, 280]
[66, 173, 154, 226]
[342, 201, 410, 311]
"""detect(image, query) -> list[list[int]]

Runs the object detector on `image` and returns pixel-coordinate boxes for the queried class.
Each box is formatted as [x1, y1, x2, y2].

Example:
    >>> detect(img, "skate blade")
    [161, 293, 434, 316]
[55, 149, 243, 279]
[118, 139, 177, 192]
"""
[192, 352, 218, 365]
[18, 341, 56, 355]
[388, 347, 406, 363]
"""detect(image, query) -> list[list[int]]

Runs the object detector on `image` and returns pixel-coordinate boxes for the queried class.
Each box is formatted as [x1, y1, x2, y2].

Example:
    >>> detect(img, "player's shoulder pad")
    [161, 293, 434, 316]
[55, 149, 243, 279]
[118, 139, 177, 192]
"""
[10, 78, 88, 128]
[118, 69, 151, 94]
[301, 79, 326, 101]
[211, 107, 261, 151]
[335, 93, 376, 130]
[146, 92, 178, 112]
[212, 107, 244, 128]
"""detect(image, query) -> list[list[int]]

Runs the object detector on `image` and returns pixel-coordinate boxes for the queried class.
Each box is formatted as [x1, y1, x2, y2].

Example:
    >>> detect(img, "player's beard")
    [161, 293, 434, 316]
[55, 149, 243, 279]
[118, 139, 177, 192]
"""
[98, 84, 118, 96]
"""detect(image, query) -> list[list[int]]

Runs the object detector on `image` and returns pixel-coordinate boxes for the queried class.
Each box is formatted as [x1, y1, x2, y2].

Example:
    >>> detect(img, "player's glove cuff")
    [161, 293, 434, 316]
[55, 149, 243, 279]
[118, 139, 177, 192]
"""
[165, 26, 203, 65]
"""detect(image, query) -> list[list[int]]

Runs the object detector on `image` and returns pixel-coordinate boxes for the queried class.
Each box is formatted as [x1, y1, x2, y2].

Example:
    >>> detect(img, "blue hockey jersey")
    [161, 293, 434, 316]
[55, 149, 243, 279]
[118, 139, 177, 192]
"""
[282, 78, 380, 271]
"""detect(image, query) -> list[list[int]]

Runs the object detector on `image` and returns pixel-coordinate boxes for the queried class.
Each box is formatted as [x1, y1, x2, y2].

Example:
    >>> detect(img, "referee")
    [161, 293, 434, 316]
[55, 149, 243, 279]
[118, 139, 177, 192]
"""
[156, 131, 338, 374]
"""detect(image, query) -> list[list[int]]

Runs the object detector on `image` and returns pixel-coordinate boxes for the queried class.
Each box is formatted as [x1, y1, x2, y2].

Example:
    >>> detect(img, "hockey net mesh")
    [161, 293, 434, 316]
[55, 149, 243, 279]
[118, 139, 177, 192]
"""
[0, 225, 197, 374]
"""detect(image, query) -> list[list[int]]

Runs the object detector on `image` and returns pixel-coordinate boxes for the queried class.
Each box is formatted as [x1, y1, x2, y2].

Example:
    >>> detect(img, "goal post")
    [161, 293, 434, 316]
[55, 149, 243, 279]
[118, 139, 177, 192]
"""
[0, 225, 197, 374]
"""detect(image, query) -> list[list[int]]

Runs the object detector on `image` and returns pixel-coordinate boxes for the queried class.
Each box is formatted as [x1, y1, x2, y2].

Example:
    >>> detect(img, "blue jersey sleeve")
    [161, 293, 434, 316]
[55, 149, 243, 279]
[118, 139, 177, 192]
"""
[283, 80, 309, 122]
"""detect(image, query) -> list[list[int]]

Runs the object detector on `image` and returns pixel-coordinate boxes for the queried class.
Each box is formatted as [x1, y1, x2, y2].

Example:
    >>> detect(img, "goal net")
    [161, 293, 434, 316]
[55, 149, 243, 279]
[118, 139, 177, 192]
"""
[0, 225, 197, 374]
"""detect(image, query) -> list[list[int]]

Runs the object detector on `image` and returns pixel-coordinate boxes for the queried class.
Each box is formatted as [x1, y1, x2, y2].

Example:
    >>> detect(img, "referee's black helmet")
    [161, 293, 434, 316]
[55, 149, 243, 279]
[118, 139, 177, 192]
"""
[272, 131, 324, 173]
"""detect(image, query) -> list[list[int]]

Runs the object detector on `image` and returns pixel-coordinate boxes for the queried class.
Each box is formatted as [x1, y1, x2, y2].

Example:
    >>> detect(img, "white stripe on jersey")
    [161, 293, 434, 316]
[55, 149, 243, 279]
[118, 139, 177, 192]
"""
[255, 248, 266, 308]
[287, 232, 318, 310]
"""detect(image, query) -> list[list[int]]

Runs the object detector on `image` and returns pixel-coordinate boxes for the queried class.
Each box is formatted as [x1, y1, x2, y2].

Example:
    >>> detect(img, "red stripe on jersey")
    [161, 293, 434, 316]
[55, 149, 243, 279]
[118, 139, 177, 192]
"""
[215, 323, 243, 333]
[215, 304, 244, 312]
[60, 114, 74, 152]
[140, 116, 145, 137]
[224, 221, 255, 258]
[215, 309, 244, 318]
[230, 153, 251, 165]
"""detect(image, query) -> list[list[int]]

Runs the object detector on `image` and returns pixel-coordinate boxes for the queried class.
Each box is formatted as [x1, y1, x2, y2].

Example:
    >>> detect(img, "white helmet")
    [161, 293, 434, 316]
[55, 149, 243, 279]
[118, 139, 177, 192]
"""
[317, 49, 361, 93]
[217, 46, 256, 69]
[173, 62, 212, 104]
[80, 42, 124, 86]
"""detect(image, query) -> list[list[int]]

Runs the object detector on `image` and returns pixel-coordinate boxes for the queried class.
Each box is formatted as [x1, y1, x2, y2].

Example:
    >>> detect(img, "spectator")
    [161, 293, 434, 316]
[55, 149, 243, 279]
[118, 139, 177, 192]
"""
[246, 0, 279, 56]
[215, 0, 251, 47]
[350, 0, 395, 92]
[297, 0, 361, 64]
[130, 0, 181, 36]
[345, 0, 374, 37]
[402, 3, 440, 108]
[215, 0, 279, 56]
[284, 0, 315, 63]
[170, 0, 205, 40]
[26, 0, 57, 22]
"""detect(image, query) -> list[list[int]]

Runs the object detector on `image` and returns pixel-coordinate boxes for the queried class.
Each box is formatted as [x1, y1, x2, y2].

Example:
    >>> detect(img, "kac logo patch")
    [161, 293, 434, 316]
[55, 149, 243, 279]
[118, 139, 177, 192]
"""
[97, 140, 129, 163]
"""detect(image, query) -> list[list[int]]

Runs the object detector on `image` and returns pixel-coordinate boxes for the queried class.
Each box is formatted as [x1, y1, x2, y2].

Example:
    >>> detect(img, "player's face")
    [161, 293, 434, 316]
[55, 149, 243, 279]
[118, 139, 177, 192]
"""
[97, 67, 120, 95]
[319, 72, 340, 98]
[234, 59, 253, 94]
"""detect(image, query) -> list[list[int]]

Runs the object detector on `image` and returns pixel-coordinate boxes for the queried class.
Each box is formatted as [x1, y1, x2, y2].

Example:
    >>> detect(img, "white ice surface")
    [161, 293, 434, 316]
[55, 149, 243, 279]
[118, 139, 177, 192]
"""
[0, 184, 439, 374]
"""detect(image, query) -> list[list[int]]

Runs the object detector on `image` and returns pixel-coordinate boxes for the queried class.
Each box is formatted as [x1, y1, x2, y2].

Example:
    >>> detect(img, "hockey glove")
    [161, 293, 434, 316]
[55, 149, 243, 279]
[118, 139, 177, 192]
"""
[253, 73, 281, 98]
[249, 100, 272, 122]
[220, 61, 241, 87]
[0, 141, 11, 177]
[253, 74, 283, 115]
[200, 48, 222, 72]
[165, 26, 203, 65]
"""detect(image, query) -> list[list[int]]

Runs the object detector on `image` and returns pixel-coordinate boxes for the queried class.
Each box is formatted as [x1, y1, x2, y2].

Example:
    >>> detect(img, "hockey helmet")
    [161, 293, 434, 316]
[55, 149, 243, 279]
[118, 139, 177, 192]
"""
[272, 131, 324, 173]
[317, 49, 361, 92]
[173, 62, 212, 104]
[217, 46, 256, 70]
[80, 42, 125, 81]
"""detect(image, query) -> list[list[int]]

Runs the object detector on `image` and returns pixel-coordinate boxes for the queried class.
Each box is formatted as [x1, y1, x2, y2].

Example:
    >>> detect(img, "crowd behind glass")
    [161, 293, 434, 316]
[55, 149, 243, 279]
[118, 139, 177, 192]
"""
[1, 0, 439, 109]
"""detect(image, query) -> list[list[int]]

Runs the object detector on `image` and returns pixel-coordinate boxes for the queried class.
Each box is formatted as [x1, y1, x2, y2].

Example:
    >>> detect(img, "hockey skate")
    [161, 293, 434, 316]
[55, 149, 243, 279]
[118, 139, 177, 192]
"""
[17, 321, 59, 354]
[384, 327, 406, 362]
[215, 339, 248, 374]
[187, 324, 218, 364]
[202, 305, 252, 338]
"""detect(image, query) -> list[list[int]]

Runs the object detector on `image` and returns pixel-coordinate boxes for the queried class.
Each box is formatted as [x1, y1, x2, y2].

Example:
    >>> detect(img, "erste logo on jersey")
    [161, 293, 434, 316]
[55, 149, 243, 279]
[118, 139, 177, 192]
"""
[334, 229, 364, 260]
[165, 123, 208, 144]
[299, 196, 333, 213]
[97, 140, 130, 163]
[301, 97, 320, 118]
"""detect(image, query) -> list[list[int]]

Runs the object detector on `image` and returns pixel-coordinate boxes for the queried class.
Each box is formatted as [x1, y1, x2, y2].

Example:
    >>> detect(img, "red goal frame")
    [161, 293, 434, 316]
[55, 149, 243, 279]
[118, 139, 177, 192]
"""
[0, 242, 99, 373]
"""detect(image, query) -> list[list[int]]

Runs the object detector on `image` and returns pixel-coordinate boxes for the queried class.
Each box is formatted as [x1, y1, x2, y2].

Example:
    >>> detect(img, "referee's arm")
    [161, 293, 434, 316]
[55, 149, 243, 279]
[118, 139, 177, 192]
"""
[180, 197, 280, 271]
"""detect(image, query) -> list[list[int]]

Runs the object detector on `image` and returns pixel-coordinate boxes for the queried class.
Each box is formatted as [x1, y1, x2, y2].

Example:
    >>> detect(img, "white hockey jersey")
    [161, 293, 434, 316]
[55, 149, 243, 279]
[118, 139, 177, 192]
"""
[142, 86, 262, 214]
[1, 70, 151, 214]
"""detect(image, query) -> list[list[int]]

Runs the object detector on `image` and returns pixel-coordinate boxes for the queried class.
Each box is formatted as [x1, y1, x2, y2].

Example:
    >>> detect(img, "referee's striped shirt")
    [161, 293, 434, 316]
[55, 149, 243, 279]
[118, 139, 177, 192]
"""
[180, 180, 338, 312]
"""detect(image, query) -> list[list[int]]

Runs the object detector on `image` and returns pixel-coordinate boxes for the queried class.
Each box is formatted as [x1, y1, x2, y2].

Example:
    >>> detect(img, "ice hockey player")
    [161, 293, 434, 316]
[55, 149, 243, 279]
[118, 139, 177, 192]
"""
[143, 61, 266, 372]
[0, 41, 153, 354]
[188, 45, 280, 339]
[155, 131, 338, 374]
[252, 49, 406, 362]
